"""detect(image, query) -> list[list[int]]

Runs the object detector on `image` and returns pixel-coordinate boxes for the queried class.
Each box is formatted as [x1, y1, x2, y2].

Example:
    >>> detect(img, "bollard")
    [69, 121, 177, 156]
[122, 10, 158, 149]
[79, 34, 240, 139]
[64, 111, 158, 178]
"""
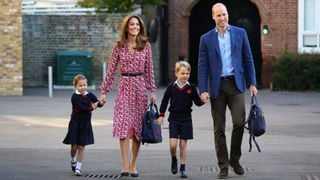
[48, 66, 53, 98]
[102, 62, 106, 80]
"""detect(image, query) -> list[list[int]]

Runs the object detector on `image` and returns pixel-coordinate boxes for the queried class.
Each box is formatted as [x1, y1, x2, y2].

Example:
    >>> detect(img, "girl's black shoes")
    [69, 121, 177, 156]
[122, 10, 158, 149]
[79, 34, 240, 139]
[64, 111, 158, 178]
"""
[74, 169, 82, 176]
[71, 161, 76, 172]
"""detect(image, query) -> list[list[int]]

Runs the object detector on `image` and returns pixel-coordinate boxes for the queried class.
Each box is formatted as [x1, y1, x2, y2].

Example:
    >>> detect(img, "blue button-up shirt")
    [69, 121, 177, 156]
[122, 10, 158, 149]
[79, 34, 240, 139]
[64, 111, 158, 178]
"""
[216, 27, 234, 77]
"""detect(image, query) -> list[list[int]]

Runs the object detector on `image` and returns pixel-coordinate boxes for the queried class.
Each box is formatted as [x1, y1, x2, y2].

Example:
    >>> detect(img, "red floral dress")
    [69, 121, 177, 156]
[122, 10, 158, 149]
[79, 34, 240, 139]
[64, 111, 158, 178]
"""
[100, 42, 156, 140]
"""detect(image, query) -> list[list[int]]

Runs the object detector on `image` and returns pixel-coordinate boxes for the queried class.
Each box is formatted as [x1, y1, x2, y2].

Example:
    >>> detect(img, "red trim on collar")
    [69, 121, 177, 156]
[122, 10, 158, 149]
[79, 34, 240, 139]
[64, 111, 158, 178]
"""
[174, 83, 189, 91]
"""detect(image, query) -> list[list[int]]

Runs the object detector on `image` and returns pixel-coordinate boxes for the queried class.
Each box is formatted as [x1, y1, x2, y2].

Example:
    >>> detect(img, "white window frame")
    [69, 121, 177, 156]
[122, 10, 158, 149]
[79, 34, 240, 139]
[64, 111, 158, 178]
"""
[298, 0, 320, 53]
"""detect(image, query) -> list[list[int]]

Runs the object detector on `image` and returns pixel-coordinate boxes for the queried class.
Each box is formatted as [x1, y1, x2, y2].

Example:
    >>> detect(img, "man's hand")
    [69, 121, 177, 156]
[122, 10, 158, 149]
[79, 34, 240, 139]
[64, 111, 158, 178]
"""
[250, 85, 258, 96]
[200, 92, 209, 103]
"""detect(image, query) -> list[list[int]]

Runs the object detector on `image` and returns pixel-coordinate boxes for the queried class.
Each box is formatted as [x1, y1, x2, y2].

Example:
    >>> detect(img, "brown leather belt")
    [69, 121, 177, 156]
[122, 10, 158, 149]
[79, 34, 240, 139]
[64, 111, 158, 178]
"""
[221, 75, 234, 80]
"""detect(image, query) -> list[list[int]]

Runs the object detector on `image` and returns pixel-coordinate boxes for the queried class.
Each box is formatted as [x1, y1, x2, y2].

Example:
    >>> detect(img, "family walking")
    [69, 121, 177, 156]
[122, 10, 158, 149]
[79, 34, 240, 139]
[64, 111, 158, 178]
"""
[62, 2, 258, 179]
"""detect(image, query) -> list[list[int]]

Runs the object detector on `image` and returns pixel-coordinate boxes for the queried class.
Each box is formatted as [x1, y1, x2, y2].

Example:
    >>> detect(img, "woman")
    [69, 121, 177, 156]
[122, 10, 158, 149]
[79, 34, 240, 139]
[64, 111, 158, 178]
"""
[100, 15, 156, 177]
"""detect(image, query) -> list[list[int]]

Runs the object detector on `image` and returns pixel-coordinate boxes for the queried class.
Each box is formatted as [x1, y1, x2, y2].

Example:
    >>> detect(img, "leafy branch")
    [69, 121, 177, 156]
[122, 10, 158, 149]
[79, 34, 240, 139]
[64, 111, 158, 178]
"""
[78, 0, 164, 13]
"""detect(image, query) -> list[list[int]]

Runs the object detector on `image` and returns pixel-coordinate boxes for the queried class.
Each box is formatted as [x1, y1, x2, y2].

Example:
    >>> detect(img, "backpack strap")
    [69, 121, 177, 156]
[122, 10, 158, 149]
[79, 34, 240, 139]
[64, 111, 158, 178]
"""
[249, 132, 261, 152]
[249, 133, 252, 152]
[248, 120, 261, 152]
[252, 136, 261, 152]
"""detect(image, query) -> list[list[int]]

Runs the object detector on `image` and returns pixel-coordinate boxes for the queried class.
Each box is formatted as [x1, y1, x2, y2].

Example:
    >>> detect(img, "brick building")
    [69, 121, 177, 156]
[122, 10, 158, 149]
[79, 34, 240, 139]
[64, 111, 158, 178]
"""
[164, 0, 319, 88]
[0, 0, 22, 96]
[1, 0, 319, 95]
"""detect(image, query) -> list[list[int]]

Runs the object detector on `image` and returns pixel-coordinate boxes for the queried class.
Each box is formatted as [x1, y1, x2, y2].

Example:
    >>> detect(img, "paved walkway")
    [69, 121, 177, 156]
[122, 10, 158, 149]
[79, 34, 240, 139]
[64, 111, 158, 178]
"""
[0, 87, 320, 180]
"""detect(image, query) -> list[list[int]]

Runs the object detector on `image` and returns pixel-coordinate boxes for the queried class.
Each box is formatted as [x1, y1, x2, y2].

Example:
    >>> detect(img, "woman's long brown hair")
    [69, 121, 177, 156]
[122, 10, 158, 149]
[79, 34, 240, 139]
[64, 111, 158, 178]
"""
[117, 15, 148, 51]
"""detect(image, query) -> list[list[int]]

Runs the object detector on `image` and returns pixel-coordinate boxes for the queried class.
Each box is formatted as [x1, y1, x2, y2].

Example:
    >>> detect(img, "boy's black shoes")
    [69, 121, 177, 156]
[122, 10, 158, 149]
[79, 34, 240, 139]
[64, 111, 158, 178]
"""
[171, 158, 178, 174]
[180, 170, 188, 178]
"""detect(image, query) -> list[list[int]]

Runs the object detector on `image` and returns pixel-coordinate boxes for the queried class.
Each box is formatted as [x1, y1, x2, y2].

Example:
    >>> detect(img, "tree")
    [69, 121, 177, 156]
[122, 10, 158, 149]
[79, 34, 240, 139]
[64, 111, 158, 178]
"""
[77, 0, 164, 13]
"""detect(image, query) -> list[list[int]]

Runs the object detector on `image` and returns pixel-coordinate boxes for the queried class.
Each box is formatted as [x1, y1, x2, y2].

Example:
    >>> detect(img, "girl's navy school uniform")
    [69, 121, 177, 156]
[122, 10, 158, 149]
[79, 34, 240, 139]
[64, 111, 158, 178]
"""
[63, 90, 103, 146]
[159, 81, 204, 139]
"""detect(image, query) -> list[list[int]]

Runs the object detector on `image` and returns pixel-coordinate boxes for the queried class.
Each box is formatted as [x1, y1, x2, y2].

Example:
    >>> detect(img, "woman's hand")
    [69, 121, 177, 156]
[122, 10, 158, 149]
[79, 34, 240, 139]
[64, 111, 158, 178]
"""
[156, 117, 164, 125]
[150, 92, 156, 104]
[99, 96, 106, 106]
[99, 94, 106, 102]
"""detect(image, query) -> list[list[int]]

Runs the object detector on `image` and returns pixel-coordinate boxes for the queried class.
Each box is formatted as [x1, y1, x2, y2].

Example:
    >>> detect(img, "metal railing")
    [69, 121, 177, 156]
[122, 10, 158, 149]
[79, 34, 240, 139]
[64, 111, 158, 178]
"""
[22, 4, 97, 15]
[22, 1, 142, 15]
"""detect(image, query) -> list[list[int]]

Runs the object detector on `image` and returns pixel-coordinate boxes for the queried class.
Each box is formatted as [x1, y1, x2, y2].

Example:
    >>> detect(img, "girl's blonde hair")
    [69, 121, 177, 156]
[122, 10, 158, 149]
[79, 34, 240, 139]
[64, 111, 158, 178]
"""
[72, 74, 87, 87]
[117, 15, 148, 51]
[175, 61, 191, 73]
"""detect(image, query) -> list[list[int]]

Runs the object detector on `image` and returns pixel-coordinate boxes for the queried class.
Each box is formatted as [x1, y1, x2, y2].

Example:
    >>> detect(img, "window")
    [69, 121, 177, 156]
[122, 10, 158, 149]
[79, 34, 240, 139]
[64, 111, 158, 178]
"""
[298, 0, 320, 53]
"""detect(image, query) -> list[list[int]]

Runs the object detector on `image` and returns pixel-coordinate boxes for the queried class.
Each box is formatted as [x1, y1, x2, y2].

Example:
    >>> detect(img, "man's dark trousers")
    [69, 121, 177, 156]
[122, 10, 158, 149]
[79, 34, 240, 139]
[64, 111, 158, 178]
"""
[210, 78, 245, 169]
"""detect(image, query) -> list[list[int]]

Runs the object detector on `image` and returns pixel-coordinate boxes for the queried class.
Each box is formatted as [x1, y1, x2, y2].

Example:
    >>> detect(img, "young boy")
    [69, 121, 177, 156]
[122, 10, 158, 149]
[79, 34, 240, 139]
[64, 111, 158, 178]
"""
[157, 61, 205, 178]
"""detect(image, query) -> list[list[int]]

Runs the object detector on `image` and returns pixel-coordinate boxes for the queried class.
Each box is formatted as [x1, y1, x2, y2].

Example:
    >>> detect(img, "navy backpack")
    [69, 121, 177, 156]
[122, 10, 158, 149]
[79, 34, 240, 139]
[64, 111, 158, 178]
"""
[245, 95, 266, 152]
[141, 103, 162, 145]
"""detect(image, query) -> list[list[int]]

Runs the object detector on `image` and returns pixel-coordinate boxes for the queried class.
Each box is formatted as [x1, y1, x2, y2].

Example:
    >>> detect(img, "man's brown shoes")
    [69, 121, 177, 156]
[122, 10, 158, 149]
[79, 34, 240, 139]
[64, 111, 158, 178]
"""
[218, 161, 244, 179]
[218, 168, 228, 179]
[229, 160, 245, 175]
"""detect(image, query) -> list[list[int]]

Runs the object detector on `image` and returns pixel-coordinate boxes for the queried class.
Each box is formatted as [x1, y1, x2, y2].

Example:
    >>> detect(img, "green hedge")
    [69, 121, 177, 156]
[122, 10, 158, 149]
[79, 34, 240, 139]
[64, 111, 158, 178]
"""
[272, 52, 320, 91]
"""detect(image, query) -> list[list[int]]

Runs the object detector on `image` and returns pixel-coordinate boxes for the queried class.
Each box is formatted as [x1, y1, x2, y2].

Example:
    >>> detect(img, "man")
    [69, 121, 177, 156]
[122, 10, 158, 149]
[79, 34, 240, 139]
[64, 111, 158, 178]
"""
[198, 3, 258, 179]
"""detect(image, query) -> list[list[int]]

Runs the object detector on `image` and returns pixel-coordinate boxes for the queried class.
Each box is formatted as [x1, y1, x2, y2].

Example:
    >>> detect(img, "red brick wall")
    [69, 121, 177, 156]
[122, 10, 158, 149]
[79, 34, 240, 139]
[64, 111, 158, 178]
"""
[252, 0, 298, 87]
[252, 0, 298, 56]
[168, 0, 298, 88]
[167, 0, 195, 82]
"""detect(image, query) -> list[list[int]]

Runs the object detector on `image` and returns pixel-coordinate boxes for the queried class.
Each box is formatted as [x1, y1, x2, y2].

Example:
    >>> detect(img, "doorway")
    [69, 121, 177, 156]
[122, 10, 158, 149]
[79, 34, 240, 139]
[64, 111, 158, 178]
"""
[189, 0, 262, 85]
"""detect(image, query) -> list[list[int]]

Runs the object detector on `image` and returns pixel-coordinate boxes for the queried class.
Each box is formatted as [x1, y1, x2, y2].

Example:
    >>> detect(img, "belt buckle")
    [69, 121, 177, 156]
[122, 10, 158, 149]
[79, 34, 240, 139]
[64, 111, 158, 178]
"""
[221, 76, 228, 80]
[222, 75, 232, 80]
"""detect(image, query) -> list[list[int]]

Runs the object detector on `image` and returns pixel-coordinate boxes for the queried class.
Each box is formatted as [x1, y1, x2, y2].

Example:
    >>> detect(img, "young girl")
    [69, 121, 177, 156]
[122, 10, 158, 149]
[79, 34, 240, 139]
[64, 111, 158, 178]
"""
[63, 74, 104, 176]
[157, 61, 204, 178]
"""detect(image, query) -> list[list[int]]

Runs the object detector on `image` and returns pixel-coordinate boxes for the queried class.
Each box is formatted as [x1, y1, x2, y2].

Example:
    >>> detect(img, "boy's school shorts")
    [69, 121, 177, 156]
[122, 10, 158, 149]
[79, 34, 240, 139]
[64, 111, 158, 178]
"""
[168, 119, 193, 140]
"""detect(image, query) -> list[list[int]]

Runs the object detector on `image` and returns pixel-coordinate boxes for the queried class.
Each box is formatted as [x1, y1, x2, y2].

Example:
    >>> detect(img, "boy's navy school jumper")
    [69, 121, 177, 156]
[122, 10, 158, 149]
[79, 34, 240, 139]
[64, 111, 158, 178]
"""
[63, 91, 102, 146]
[159, 82, 204, 139]
[159, 82, 204, 120]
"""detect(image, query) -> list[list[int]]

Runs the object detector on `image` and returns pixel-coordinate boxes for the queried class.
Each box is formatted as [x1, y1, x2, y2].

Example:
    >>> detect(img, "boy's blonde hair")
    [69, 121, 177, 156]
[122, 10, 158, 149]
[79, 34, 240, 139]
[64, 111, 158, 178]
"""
[72, 74, 87, 87]
[175, 61, 191, 73]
